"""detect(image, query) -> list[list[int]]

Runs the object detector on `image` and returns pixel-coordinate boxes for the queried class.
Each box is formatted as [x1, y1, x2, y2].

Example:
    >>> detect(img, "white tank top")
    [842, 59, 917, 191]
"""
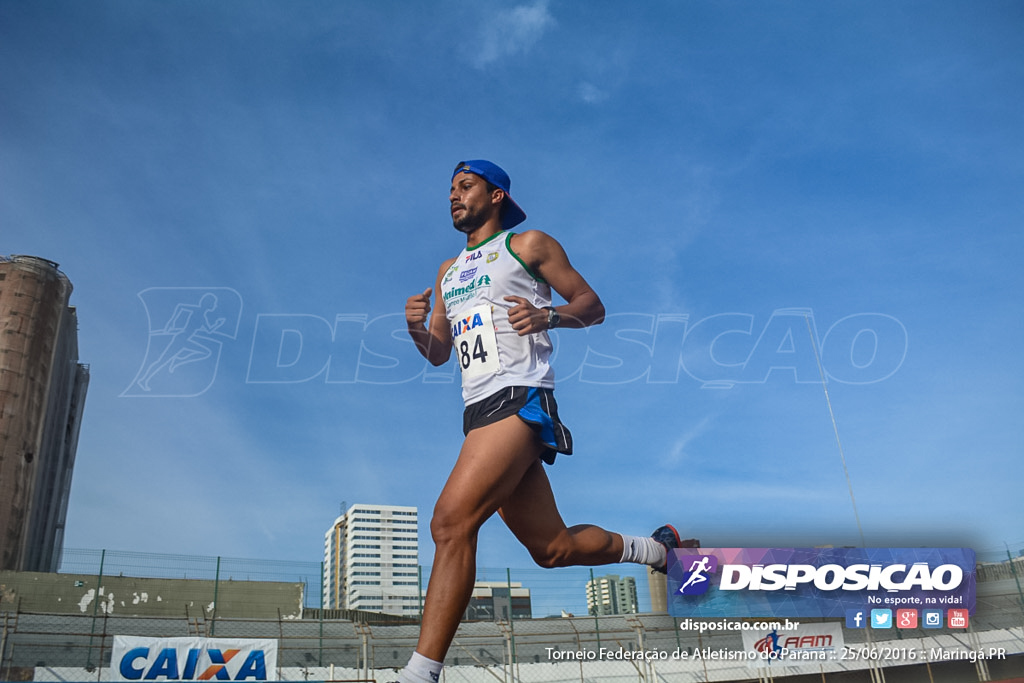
[441, 231, 556, 405]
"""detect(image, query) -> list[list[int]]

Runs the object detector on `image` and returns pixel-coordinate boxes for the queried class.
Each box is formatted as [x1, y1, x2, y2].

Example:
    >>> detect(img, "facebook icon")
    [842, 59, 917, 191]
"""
[846, 609, 866, 629]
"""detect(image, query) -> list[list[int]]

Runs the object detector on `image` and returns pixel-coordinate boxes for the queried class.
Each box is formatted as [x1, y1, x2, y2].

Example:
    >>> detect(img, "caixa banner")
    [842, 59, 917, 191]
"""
[667, 548, 976, 618]
[112, 636, 278, 681]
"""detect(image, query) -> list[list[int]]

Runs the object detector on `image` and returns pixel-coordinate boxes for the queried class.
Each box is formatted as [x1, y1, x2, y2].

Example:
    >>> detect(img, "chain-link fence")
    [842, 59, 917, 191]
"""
[54, 548, 666, 617]
[3, 609, 1024, 682]
[0, 546, 1021, 681]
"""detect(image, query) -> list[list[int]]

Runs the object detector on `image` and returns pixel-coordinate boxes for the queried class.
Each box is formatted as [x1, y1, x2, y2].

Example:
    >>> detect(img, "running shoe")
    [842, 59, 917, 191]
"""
[651, 524, 700, 574]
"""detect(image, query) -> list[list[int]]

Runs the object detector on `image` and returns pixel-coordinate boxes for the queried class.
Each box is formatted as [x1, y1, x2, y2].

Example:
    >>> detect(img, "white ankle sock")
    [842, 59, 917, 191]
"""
[619, 534, 667, 568]
[399, 652, 443, 683]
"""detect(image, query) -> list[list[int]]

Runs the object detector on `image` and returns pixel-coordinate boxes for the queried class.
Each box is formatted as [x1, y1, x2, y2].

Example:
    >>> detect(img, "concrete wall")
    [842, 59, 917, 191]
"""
[0, 570, 304, 619]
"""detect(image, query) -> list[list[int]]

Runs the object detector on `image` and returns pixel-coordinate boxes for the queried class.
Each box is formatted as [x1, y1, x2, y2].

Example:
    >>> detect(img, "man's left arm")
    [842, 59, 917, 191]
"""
[505, 230, 605, 335]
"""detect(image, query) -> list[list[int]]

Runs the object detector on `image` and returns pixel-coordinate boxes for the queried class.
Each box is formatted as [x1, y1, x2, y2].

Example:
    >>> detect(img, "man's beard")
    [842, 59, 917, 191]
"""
[452, 204, 485, 234]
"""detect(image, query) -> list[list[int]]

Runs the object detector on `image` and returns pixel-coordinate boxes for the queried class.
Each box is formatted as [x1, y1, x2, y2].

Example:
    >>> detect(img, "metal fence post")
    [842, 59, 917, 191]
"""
[354, 622, 371, 682]
[97, 611, 110, 682]
[319, 561, 325, 667]
[626, 615, 650, 683]
[417, 565, 424, 620]
[506, 567, 517, 679]
[86, 548, 106, 668]
[1007, 546, 1024, 620]
[968, 627, 991, 682]
[0, 609, 12, 681]
[211, 556, 221, 636]
[496, 621, 514, 683]
[567, 619, 584, 683]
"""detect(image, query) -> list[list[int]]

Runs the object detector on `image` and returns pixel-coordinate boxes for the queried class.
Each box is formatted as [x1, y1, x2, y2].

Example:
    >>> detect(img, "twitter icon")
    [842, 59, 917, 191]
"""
[870, 609, 893, 629]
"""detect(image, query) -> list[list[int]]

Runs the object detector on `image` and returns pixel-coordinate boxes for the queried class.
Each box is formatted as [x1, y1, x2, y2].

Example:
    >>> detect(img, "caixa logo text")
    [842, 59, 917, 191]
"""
[119, 647, 268, 681]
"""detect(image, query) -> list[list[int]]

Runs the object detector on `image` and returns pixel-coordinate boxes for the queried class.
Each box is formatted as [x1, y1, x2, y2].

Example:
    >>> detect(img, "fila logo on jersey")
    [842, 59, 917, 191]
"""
[452, 312, 485, 339]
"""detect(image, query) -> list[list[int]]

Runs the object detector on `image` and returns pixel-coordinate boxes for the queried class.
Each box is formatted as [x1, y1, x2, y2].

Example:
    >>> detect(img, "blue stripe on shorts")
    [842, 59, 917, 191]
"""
[517, 387, 557, 450]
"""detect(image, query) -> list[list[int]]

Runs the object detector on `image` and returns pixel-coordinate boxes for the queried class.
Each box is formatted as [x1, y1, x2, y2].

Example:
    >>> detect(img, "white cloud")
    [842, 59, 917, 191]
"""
[663, 416, 714, 467]
[477, 0, 556, 66]
[577, 82, 609, 104]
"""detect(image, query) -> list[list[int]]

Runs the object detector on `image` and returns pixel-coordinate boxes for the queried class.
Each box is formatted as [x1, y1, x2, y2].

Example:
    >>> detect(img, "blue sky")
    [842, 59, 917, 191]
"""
[2, 0, 1022, 588]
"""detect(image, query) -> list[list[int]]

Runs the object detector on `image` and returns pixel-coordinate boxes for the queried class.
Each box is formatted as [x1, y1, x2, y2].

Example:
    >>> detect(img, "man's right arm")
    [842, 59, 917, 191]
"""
[405, 259, 454, 366]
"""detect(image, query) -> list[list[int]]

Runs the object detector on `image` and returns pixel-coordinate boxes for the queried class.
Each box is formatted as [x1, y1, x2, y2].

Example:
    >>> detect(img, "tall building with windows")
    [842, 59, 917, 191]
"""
[322, 504, 420, 617]
[0, 255, 89, 572]
[586, 574, 638, 616]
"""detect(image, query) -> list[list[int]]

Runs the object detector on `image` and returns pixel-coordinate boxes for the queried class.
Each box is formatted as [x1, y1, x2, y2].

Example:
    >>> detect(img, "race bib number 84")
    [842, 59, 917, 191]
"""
[452, 304, 500, 381]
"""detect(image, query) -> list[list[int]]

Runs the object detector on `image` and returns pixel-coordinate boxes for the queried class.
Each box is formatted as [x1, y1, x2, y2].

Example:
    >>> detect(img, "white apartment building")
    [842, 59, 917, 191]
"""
[323, 504, 420, 617]
[586, 574, 638, 616]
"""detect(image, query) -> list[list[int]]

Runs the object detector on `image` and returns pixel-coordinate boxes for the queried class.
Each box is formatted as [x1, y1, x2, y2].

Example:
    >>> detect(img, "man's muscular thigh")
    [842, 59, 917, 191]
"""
[432, 416, 545, 534]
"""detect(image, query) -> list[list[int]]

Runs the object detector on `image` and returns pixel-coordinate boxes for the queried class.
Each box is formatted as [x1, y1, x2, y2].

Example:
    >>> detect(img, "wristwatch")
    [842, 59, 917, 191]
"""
[544, 306, 560, 329]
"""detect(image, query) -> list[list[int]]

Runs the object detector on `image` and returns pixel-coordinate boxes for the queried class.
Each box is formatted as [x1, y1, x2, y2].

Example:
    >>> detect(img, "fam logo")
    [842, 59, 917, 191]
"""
[745, 624, 841, 664]
[122, 288, 243, 398]
[677, 554, 719, 595]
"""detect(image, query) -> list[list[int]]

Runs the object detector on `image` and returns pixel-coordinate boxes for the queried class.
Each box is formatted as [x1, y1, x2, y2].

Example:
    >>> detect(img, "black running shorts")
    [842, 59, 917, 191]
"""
[462, 386, 573, 464]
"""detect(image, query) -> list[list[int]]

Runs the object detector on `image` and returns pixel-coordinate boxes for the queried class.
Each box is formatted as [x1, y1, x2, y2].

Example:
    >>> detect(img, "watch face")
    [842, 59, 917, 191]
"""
[547, 307, 559, 328]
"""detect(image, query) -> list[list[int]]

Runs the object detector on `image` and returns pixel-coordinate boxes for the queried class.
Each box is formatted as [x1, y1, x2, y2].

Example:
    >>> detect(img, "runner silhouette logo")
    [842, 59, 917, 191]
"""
[677, 554, 718, 595]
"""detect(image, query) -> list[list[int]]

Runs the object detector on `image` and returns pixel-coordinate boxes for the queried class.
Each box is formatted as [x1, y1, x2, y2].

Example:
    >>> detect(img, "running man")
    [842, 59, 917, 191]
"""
[679, 556, 713, 592]
[136, 293, 225, 392]
[400, 160, 696, 683]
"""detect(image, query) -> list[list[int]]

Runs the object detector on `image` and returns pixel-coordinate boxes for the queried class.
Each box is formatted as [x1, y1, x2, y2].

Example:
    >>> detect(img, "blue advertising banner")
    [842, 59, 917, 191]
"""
[667, 547, 976, 619]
